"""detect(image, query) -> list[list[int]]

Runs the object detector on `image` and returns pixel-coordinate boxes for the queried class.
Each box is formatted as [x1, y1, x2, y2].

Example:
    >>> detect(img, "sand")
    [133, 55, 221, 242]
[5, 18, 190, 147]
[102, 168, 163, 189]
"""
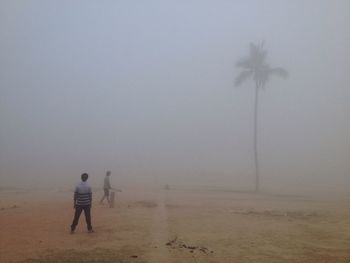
[1, 186, 350, 263]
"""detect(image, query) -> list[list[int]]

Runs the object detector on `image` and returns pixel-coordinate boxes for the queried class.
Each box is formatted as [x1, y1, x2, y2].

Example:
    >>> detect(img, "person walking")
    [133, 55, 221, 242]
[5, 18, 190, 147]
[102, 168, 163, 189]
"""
[100, 170, 112, 204]
[70, 173, 93, 234]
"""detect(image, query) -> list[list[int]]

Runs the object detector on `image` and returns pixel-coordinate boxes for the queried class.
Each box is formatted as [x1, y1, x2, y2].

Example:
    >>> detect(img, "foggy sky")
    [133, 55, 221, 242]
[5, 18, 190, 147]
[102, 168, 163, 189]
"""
[1, 1, 349, 191]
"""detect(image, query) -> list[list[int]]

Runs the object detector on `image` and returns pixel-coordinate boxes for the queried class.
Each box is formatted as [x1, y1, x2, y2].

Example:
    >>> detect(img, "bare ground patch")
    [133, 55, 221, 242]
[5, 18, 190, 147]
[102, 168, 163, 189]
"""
[230, 208, 327, 220]
[132, 201, 157, 208]
[22, 248, 146, 263]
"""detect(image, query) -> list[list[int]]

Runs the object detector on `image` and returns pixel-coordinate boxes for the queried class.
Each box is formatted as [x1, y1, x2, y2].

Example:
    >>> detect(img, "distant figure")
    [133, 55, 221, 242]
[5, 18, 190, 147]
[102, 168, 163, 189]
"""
[100, 170, 112, 205]
[71, 173, 93, 234]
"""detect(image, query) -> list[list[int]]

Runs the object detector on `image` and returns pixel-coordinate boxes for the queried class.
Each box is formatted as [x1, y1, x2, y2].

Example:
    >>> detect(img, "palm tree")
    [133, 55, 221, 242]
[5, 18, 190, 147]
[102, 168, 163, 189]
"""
[235, 42, 288, 192]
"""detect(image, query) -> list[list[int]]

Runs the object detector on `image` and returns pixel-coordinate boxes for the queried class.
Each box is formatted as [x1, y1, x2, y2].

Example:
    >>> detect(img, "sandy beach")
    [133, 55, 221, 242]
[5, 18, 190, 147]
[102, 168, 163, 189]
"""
[1, 185, 350, 263]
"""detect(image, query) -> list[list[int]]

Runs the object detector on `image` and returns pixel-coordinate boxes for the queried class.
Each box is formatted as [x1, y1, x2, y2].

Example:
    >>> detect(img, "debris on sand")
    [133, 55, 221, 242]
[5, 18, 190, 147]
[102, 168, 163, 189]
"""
[165, 237, 213, 254]
[165, 237, 177, 246]
[0, 205, 18, 211]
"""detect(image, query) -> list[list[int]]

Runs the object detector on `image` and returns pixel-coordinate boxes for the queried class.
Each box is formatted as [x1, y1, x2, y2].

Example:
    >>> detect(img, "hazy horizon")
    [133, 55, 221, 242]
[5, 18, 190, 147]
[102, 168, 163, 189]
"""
[1, 1, 349, 195]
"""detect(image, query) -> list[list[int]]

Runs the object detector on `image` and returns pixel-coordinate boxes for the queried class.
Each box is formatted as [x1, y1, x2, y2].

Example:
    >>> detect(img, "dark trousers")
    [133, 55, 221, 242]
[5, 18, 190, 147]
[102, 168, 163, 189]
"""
[71, 205, 92, 231]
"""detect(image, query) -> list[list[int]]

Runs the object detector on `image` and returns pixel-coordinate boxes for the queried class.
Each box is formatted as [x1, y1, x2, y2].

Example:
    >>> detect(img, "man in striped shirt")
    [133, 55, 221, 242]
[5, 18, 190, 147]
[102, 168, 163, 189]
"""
[70, 173, 93, 233]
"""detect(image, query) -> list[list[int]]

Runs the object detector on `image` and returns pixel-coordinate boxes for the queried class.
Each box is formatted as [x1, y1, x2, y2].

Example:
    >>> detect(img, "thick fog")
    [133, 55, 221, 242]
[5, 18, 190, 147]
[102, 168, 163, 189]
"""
[0, 1, 349, 194]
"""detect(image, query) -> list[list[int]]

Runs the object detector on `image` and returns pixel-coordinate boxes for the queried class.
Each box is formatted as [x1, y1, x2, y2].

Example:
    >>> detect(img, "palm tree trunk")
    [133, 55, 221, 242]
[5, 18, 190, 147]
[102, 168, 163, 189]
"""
[254, 81, 260, 192]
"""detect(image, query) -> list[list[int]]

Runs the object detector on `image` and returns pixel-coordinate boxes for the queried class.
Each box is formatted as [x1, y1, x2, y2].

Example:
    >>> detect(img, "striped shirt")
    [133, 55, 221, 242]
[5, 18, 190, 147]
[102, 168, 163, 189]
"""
[74, 181, 92, 206]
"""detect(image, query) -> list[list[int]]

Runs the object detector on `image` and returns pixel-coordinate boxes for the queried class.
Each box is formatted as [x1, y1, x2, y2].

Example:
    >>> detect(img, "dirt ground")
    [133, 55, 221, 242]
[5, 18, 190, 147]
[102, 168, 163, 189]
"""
[1, 186, 350, 263]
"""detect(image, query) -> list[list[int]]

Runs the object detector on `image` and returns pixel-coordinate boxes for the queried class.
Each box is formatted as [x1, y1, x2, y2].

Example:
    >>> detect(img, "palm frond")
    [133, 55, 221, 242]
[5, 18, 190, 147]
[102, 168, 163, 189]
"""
[249, 43, 259, 57]
[235, 42, 288, 88]
[269, 67, 288, 79]
[260, 40, 265, 49]
[236, 57, 252, 69]
[235, 70, 252, 87]
[253, 64, 269, 86]
[249, 42, 268, 67]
